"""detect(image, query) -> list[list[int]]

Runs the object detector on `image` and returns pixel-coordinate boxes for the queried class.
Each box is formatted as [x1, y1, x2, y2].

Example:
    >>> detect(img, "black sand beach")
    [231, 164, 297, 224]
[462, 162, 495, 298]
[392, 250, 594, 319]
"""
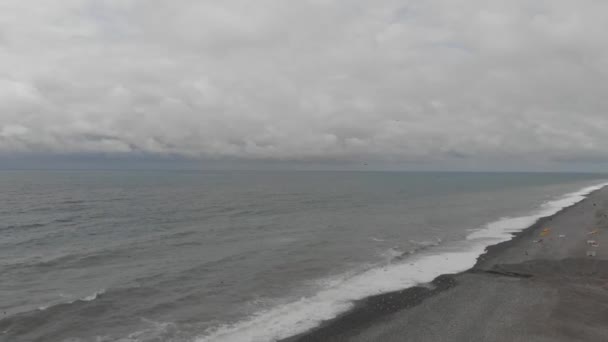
[288, 186, 608, 342]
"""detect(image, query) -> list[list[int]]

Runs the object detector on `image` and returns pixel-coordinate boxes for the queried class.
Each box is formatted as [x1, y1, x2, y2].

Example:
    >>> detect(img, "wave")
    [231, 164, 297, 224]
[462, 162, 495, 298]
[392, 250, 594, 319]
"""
[81, 289, 106, 302]
[380, 238, 443, 263]
[0, 222, 45, 232]
[196, 181, 608, 342]
[466, 182, 608, 241]
[38, 289, 106, 311]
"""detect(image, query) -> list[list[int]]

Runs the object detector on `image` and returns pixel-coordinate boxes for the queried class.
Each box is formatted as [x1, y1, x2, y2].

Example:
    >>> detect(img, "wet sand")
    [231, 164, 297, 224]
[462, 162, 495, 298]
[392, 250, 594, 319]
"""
[288, 186, 608, 342]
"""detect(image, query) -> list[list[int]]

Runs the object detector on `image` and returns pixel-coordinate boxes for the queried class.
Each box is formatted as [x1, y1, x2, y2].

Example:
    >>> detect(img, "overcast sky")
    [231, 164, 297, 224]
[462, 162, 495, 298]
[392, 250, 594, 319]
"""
[1, 1, 608, 171]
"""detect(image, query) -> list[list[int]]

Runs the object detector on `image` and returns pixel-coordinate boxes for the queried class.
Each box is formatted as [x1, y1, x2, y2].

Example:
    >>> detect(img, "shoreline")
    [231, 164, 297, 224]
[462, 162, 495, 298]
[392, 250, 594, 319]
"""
[286, 185, 608, 341]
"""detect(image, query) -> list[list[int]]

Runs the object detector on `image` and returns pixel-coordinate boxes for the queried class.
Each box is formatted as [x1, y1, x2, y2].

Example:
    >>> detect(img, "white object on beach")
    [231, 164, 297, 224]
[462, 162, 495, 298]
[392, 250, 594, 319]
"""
[587, 250, 597, 257]
[559, 234, 566, 238]
[587, 240, 597, 245]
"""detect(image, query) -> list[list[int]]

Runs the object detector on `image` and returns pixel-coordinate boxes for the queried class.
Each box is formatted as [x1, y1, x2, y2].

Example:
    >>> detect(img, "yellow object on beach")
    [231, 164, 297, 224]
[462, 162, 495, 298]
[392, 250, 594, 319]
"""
[540, 228, 551, 237]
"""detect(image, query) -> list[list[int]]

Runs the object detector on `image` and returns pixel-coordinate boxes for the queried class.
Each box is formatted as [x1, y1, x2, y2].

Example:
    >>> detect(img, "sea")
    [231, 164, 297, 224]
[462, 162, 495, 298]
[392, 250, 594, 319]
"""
[0, 170, 606, 342]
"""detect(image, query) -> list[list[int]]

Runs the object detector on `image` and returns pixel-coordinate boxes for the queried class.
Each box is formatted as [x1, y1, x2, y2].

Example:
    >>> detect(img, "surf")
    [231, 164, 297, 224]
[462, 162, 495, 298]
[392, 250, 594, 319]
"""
[196, 181, 608, 342]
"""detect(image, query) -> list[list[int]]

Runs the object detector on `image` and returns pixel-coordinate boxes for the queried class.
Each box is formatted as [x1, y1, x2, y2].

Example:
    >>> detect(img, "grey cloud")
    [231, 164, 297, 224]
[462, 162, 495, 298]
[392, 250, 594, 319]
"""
[1, 0, 608, 169]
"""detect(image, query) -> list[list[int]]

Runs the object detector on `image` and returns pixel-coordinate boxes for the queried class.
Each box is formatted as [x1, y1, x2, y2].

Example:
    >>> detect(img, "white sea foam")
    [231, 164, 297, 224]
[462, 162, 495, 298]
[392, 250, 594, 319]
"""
[467, 182, 608, 241]
[36, 289, 106, 311]
[379, 246, 404, 260]
[115, 319, 178, 342]
[81, 289, 105, 302]
[197, 248, 485, 342]
[196, 182, 608, 342]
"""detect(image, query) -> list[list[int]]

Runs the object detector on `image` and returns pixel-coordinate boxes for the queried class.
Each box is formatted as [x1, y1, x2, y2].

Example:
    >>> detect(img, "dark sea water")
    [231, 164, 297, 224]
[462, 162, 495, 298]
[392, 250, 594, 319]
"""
[0, 171, 606, 342]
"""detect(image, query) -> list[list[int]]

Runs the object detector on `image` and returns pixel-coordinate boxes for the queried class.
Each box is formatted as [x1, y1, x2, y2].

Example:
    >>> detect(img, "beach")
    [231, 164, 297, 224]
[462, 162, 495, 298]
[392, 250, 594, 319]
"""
[289, 186, 608, 342]
[2, 172, 607, 342]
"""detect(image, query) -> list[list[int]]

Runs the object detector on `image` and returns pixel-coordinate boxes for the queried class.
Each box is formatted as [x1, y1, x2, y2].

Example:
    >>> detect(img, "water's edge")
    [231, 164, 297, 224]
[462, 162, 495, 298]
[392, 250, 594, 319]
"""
[283, 185, 606, 342]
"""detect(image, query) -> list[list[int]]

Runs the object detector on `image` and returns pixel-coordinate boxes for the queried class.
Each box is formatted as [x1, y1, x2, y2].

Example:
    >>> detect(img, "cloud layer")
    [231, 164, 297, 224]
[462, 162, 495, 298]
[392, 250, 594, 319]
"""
[2, 0, 608, 168]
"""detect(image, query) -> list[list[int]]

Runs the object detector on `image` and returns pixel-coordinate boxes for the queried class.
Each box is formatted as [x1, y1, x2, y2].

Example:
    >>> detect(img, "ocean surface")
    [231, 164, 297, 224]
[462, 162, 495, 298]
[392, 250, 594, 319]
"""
[1, 171, 606, 342]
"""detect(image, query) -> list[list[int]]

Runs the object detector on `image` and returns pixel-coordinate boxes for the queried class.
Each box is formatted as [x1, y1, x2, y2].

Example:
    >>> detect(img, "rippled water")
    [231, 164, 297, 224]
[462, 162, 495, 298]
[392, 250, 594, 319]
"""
[0, 171, 605, 342]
